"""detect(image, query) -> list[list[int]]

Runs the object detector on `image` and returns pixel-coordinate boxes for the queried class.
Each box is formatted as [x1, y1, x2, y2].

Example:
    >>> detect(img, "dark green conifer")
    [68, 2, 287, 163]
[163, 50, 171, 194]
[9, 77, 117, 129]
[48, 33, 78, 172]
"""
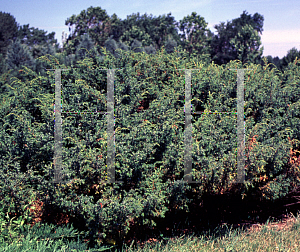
[164, 34, 177, 54]
[130, 39, 144, 53]
[103, 35, 119, 58]
[144, 44, 156, 55]
[75, 33, 96, 60]
[5, 39, 35, 71]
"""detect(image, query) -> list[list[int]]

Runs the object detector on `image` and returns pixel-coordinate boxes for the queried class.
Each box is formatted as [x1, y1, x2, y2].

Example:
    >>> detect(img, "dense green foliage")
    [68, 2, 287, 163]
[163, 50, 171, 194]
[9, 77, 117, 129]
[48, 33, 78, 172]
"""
[0, 9, 297, 75]
[63, 7, 263, 66]
[0, 7, 300, 250]
[0, 43, 299, 249]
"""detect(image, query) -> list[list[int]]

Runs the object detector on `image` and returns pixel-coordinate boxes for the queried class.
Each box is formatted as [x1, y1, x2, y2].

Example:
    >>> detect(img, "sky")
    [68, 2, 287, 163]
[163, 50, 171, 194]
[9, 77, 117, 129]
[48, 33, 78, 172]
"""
[1, 0, 300, 59]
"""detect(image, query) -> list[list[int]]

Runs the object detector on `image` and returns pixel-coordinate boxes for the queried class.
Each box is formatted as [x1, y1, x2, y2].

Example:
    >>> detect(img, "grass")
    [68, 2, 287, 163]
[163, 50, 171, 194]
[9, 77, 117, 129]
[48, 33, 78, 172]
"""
[121, 211, 300, 251]
[1, 208, 300, 251]
[2, 184, 300, 251]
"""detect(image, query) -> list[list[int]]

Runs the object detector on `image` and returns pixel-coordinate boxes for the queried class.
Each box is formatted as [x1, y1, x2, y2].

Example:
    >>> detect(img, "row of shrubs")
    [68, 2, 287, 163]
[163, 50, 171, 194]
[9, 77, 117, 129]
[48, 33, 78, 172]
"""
[0, 45, 299, 249]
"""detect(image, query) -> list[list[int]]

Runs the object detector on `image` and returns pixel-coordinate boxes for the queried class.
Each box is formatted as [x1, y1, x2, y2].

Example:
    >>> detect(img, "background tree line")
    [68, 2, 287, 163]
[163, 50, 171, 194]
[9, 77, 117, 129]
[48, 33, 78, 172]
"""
[1, 7, 300, 77]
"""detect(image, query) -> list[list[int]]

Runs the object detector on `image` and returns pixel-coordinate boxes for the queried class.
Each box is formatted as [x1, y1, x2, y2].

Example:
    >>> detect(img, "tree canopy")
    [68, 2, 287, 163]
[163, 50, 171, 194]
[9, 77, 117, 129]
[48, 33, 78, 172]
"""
[0, 12, 19, 56]
[210, 10, 264, 65]
[176, 11, 213, 60]
[1, 7, 299, 76]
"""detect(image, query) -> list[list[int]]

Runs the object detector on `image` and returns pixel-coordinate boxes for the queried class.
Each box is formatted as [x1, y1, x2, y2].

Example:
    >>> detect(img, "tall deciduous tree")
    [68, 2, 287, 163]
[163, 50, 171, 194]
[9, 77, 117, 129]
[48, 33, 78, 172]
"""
[107, 13, 127, 44]
[211, 10, 264, 65]
[65, 6, 111, 53]
[64, 8, 182, 57]
[176, 12, 212, 60]
[150, 12, 181, 50]
[119, 12, 155, 48]
[280, 47, 300, 70]
[119, 25, 152, 48]
[120, 12, 181, 51]
[230, 24, 263, 64]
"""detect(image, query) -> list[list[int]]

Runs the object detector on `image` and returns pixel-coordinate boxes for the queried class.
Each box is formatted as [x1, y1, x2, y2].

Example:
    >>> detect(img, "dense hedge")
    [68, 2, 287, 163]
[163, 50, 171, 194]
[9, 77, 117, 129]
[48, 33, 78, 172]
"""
[0, 46, 299, 247]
